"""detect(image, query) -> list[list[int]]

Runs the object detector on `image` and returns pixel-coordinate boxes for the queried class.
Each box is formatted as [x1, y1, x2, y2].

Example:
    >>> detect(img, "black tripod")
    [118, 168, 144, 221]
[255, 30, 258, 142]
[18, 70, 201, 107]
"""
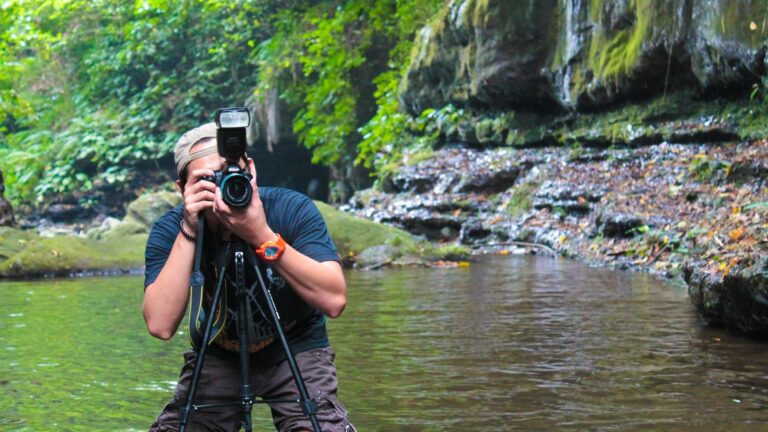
[178, 218, 322, 432]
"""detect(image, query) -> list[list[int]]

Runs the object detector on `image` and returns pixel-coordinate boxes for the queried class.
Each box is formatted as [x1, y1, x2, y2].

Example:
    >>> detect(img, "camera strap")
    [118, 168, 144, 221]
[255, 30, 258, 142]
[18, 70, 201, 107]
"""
[187, 218, 227, 350]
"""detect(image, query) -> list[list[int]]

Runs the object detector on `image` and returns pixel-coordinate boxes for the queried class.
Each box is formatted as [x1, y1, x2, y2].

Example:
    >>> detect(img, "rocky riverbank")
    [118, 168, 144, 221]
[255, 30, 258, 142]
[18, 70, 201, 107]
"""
[0, 186, 464, 278]
[341, 139, 768, 333]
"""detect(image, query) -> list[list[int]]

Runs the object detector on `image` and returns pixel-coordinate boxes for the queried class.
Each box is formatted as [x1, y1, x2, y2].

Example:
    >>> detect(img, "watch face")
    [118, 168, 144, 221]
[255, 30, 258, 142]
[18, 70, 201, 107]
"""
[264, 246, 279, 258]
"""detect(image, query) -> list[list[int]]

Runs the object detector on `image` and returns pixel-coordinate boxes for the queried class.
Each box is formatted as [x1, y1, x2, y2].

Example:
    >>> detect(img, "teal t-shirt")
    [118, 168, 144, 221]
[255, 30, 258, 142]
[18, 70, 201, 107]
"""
[144, 187, 340, 365]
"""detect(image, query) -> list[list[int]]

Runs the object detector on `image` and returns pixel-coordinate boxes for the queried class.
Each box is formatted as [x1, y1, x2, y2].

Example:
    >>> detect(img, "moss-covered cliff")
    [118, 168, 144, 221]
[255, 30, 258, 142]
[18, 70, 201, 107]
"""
[401, 0, 767, 112]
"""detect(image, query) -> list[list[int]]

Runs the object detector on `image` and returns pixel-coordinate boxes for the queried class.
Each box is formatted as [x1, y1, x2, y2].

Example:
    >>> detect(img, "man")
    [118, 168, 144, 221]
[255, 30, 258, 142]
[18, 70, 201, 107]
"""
[143, 123, 355, 431]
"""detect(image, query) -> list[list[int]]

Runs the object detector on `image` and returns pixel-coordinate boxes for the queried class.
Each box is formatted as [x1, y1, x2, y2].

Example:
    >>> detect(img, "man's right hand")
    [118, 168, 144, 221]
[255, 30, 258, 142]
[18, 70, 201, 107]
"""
[182, 168, 217, 232]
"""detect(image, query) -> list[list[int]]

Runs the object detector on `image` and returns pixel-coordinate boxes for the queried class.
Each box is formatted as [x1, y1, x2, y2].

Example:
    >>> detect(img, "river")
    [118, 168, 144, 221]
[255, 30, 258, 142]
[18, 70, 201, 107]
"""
[2, 255, 768, 431]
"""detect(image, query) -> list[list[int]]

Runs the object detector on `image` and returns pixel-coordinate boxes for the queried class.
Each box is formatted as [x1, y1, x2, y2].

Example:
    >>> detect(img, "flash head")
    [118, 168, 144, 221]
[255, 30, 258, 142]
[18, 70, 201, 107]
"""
[215, 107, 250, 129]
[215, 107, 250, 162]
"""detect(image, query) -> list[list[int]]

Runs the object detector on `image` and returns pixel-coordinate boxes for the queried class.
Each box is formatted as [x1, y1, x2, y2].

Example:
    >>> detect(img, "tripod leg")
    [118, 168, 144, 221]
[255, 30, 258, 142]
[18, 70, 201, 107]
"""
[234, 250, 254, 432]
[179, 268, 228, 432]
[249, 259, 323, 432]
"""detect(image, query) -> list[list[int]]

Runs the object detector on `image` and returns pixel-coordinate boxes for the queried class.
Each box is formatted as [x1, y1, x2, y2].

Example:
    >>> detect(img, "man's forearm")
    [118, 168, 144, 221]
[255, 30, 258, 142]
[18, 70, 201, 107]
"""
[271, 246, 347, 318]
[143, 233, 195, 339]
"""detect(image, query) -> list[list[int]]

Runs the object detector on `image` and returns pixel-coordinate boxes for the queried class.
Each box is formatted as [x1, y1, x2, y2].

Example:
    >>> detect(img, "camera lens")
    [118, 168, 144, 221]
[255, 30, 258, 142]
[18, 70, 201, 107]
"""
[220, 173, 252, 208]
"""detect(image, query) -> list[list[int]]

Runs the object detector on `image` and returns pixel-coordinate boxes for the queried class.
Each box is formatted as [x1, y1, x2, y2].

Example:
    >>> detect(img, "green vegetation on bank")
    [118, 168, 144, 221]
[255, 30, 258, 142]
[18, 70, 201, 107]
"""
[2, 0, 766, 213]
[0, 0, 444, 207]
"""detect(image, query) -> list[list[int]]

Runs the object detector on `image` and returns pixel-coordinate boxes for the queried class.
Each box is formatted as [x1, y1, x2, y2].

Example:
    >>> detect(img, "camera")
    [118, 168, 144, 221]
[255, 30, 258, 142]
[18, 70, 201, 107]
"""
[202, 165, 253, 208]
[204, 107, 253, 208]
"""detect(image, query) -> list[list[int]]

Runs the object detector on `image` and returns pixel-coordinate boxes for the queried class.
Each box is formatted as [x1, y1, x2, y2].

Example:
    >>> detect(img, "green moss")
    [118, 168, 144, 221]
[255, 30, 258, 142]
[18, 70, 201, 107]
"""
[0, 234, 147, 278]
[0, 227, 38, 261]
[506, 183, 537, 216]
[404, 148, 435, 166]
[314, 201, 417, 259]
[587, 0, 651, 82]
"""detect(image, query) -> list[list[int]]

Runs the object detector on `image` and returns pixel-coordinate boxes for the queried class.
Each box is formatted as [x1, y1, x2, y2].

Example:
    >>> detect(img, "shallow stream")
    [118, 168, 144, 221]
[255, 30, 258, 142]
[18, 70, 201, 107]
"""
[2, 256, 767, 430]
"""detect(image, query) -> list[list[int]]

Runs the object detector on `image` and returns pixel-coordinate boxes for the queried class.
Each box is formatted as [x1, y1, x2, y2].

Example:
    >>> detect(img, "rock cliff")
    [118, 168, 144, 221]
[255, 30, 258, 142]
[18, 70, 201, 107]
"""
[401, 0, 767, 113]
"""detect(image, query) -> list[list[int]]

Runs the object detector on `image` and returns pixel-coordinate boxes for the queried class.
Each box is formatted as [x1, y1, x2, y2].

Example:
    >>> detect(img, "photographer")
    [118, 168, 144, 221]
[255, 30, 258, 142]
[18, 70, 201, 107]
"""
[142, 122, 356, 431]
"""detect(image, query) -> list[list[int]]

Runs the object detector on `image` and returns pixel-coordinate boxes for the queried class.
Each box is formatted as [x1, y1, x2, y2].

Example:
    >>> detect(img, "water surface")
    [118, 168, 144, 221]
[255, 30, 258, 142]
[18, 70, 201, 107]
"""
[2, 256, 767, 430]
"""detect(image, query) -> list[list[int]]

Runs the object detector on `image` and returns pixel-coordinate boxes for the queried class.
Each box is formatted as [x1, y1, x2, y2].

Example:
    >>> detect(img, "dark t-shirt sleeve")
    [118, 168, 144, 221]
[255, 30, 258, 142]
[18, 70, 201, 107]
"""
[278, 193, 340, 263]
[144, 207, 182, 289]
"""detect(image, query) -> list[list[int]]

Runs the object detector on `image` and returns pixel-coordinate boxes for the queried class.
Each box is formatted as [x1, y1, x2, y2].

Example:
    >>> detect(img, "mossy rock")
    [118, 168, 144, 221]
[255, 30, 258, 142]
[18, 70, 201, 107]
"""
[125, 190, 181, 228]
[102, 220, 149, 240]
[0, 233, 147, 278]
[314, 201, 417, 260]
[0, 227, 39, 262]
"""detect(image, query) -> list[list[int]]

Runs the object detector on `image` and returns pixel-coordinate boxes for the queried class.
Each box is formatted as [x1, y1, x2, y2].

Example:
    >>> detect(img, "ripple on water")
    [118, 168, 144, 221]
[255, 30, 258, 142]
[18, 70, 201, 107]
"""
[2, 258, 768, 431]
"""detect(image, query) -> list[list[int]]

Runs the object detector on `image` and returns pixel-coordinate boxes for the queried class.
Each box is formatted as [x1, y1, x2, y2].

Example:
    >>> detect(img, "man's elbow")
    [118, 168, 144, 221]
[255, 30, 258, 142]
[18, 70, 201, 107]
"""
[324, 294, 347, 319]
[144, 310, 177, 340]
[147, 321, 176, 340]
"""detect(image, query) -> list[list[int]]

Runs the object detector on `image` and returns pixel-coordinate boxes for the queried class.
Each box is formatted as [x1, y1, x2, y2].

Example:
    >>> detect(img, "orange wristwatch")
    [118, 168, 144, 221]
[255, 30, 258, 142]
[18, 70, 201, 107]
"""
[255, 234, 286, 261]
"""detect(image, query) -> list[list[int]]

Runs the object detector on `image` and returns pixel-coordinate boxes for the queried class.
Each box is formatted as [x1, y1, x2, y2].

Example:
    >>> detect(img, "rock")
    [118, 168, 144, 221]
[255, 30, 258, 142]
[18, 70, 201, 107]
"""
[101, 220, 148, 240]
[401, 209, 465, 241]
[0, 233, 146, 278]
[400, 0, 561, 114]
[389, 172, 436, 193]
[460, 217, 492, 244]
[355, 245, 401, 269]
[125, 190, 182, 228]
[400, 0, 767, 113]
[387, 148, 521, 194]
[314, 201, 417, 265]
[454, 166, 520, 193]
[85, 217, 123, 240]
[596, 211, 645, 238]
[728, 160, 768, 183]
[685, 258, 768, 333]
[533, 181, 606, 214]
[43, 203, 94, 223]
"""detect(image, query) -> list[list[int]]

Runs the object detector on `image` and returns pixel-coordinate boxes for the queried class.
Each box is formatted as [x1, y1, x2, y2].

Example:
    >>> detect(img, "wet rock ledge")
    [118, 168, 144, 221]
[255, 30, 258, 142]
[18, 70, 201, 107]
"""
[342, 141, 768, 334]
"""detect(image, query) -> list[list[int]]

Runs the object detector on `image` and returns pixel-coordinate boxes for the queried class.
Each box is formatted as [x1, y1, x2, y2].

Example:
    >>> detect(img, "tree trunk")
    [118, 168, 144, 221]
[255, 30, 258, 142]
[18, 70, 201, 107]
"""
[0, 168, 17, 227]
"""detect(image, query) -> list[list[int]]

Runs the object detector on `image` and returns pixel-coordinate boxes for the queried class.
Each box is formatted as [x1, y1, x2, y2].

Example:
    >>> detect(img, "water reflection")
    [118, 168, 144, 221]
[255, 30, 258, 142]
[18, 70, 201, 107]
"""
[1, 256, 767, 430]
[330, 255, 768, 431]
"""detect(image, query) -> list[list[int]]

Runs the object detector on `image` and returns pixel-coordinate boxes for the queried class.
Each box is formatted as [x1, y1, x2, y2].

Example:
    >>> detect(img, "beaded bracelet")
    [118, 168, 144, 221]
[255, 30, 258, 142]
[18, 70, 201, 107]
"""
[180, 220, 197, 241]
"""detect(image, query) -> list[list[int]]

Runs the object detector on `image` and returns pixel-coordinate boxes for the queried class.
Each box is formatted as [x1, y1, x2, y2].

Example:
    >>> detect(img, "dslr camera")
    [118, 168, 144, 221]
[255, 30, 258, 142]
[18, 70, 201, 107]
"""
[203, 107, 253, 208]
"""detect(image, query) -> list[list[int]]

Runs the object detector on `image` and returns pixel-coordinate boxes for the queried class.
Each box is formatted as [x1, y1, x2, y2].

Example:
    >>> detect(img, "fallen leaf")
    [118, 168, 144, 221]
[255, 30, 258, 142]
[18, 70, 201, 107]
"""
[728, 227, 745, 242]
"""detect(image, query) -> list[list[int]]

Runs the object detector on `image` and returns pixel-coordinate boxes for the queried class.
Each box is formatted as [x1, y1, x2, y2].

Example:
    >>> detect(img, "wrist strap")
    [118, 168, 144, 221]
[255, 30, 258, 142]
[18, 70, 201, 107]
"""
[179, 220, 196, 241]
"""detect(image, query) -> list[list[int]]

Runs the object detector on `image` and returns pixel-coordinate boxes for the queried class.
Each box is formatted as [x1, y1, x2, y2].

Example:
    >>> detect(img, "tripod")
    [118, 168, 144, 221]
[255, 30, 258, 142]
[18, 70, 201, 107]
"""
[178, 218, 322, 432]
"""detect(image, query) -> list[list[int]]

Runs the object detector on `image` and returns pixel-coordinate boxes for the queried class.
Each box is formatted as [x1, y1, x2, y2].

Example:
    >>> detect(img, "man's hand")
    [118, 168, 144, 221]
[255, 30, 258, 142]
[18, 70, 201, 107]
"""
[182, 168, 216, 233]
[213, 158, 275, 245]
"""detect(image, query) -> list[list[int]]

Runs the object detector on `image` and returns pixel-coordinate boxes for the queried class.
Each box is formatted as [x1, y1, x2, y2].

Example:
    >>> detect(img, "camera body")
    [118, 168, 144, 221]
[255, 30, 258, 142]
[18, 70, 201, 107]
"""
[202, 164, 253, 208]
[207, 107, 253, 208]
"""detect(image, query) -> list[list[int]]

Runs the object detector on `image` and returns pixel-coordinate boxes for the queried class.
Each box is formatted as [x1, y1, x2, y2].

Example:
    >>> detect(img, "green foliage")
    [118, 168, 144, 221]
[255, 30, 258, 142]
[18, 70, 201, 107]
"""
[1, 0, 448, 207]
[0, 0, 268, 205]
[255, 0, 445, 173]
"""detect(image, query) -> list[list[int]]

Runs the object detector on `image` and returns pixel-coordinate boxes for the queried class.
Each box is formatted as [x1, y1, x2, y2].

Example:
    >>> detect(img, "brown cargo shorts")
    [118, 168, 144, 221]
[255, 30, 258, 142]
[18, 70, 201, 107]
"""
[149, 347, 356, 432]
